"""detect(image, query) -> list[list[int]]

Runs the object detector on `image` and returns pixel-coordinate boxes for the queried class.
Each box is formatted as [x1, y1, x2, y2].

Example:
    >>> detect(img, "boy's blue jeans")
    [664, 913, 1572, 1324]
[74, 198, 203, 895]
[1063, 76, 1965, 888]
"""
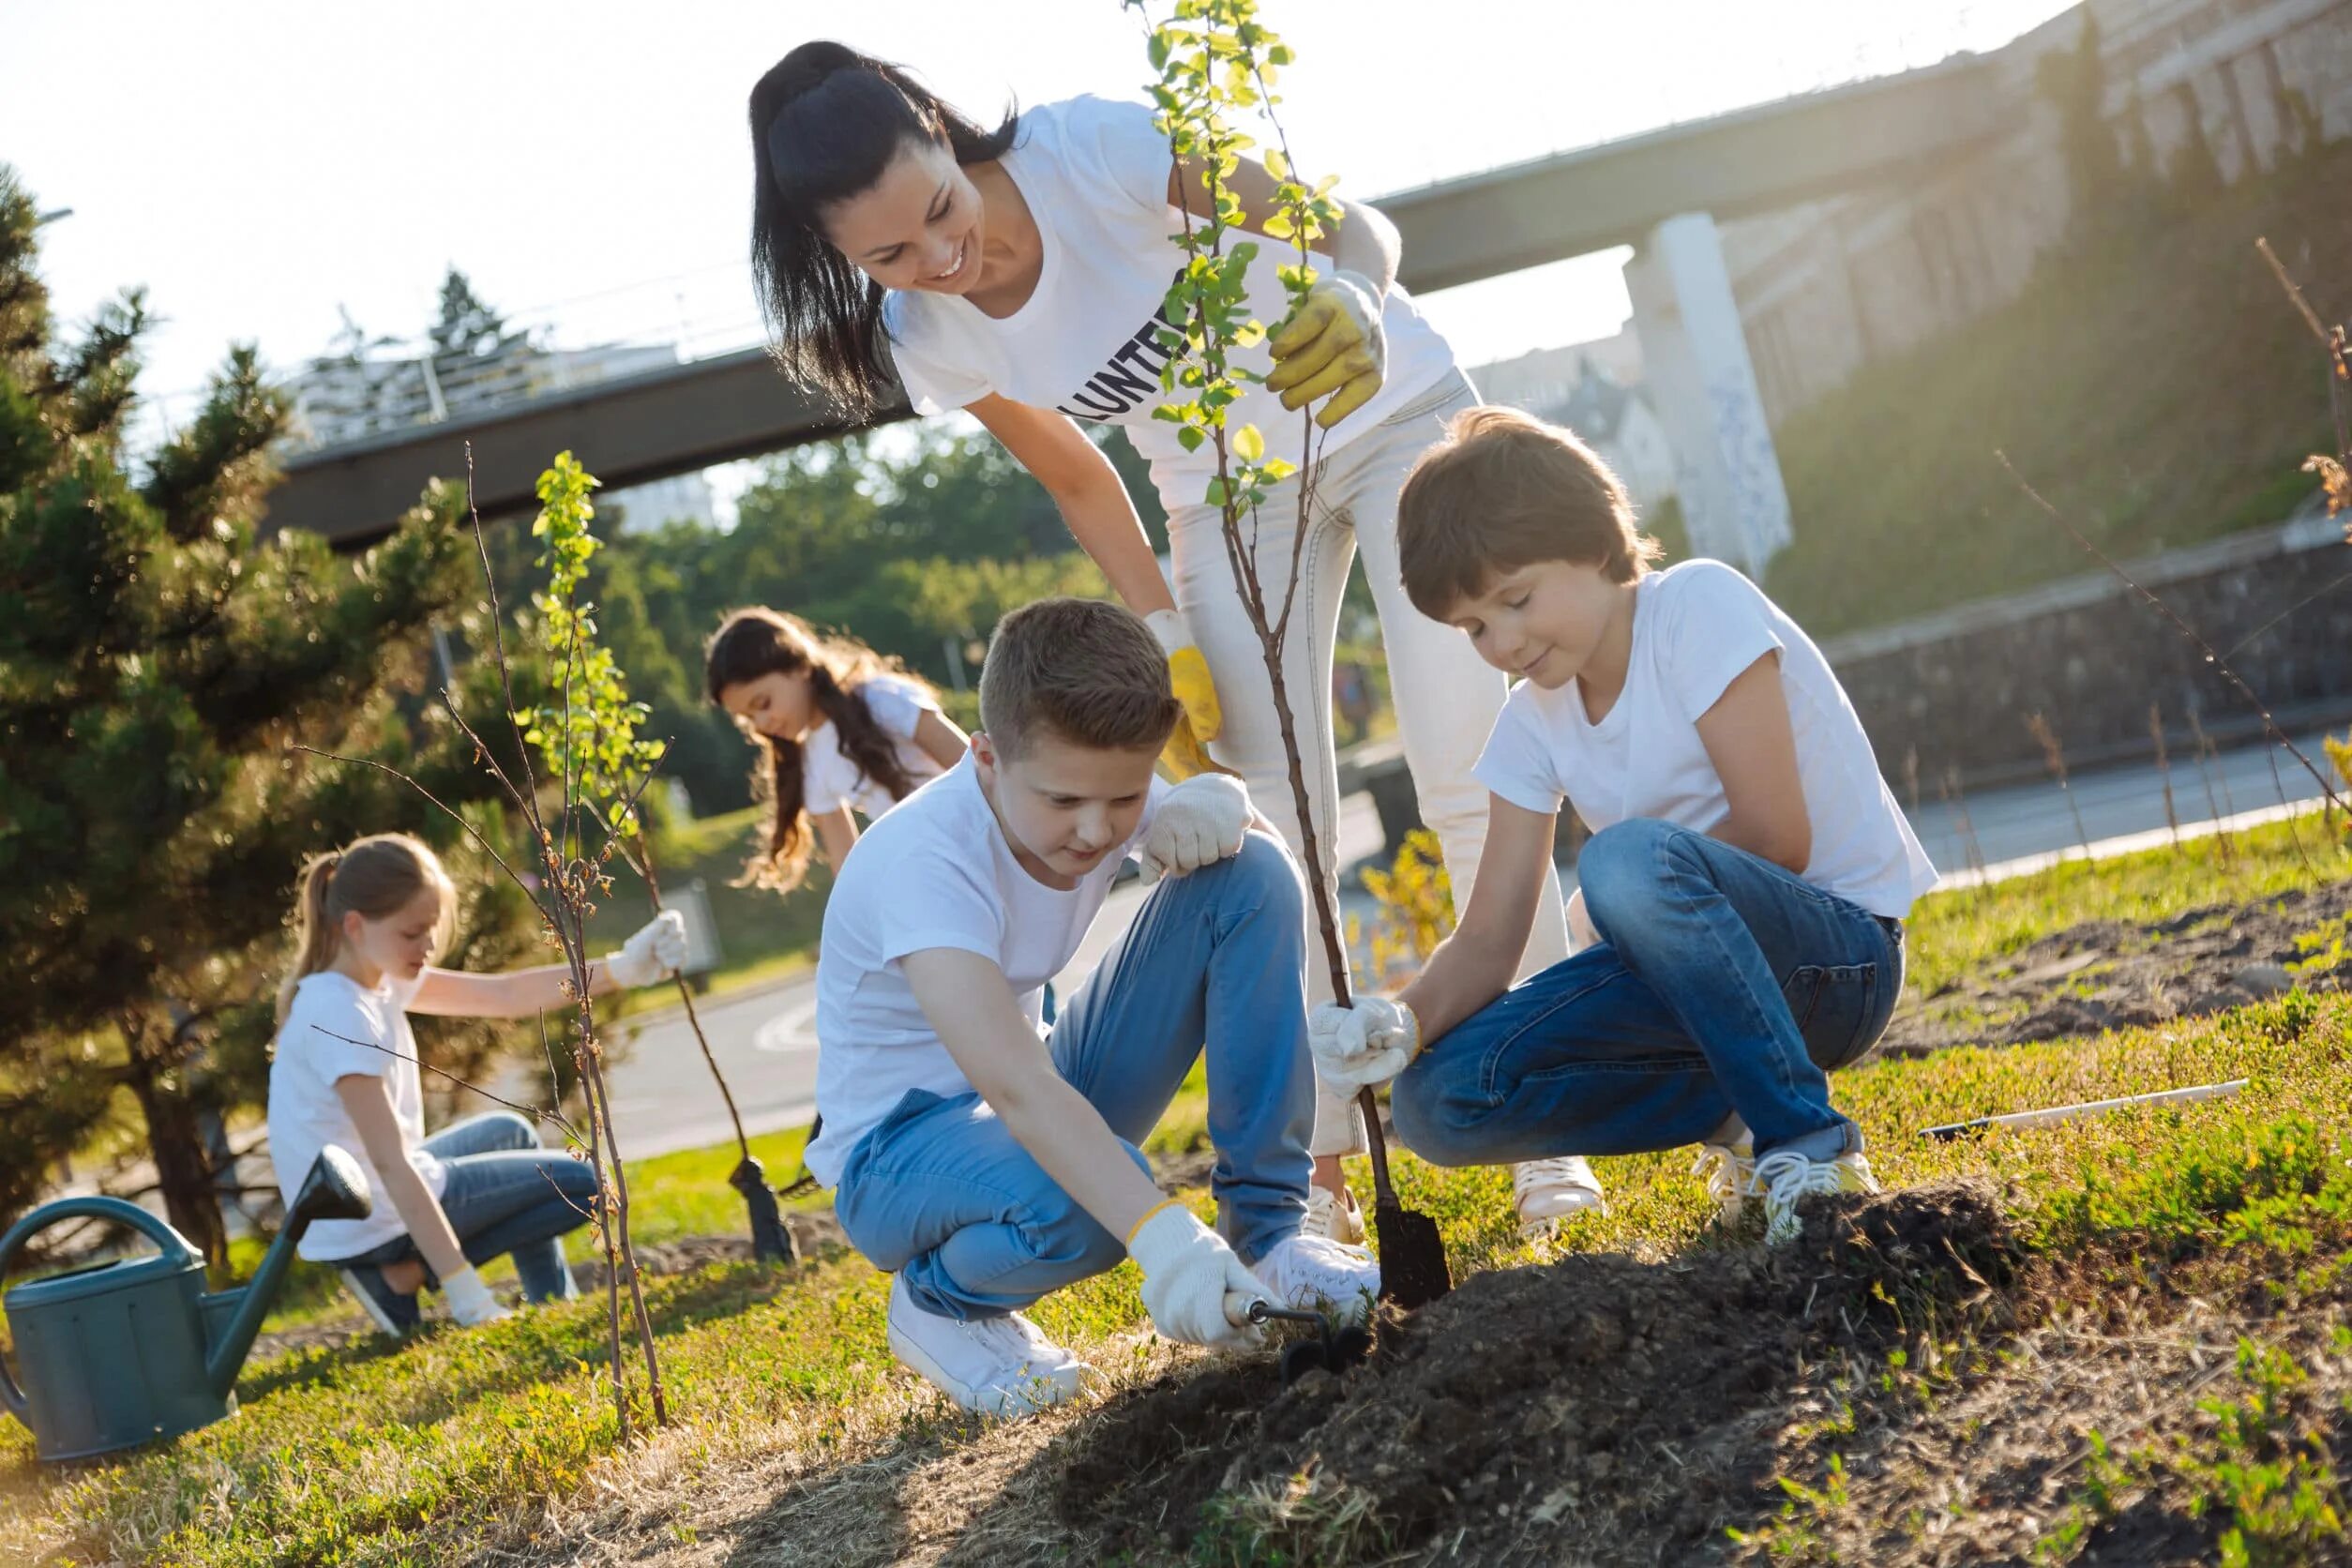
[1393, 819, 1903, 1168]
[833, 833, 1315, 1322]
[332, 1110, 596, 1304]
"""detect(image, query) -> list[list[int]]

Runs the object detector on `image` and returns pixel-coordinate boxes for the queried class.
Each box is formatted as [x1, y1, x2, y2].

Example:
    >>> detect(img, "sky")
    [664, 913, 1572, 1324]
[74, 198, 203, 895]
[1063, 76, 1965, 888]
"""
[5, 0, 2075, 451]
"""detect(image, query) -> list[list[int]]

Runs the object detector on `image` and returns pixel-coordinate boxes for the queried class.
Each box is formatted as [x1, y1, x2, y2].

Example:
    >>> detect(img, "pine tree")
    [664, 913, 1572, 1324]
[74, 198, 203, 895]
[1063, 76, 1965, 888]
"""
[0, 168, 535, 1259]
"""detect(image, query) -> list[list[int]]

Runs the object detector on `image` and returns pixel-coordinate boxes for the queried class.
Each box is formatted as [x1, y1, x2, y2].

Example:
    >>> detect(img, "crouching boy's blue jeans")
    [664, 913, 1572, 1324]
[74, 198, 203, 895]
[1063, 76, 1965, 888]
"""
[1393, 819, 1903, 1168]
[833, 833, 1316, 1322]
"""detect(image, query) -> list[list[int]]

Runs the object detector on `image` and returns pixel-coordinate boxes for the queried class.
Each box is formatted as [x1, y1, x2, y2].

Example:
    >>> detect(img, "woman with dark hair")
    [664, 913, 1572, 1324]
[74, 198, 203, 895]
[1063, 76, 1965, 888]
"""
[704, 606, 968, 890]
[746, 40, 1601, 1243]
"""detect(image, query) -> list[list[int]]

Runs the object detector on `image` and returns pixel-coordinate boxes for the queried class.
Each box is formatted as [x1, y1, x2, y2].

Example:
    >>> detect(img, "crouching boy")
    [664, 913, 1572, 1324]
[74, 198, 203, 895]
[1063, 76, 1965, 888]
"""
[1313, 408, 1939, 1244]
[807, 597, 1379, 1417]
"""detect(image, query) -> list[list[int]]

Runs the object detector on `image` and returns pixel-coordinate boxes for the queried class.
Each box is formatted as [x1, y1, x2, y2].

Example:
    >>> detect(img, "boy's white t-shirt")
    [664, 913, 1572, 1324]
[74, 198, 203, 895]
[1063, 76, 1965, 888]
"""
[267, 969, 450, 1261]
[1473, 559, 1939, 920]
[805, 753, 1168, 1186]
[802, 674, 948, 822]
[882, 95, 1458, 505]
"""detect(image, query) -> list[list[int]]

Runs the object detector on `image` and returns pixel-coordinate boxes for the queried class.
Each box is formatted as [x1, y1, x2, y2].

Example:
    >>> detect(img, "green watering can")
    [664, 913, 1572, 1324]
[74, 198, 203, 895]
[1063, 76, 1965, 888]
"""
[0, 1146, 371, 1461]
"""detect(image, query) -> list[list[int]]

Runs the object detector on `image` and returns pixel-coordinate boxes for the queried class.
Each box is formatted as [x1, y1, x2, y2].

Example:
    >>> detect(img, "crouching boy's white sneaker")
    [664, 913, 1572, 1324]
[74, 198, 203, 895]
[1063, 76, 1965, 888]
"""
[885, 1273, 1093, 1418]
[1755, 1148, 1879, 1246]
[1253, 1232, 1380, 1327]
[1511, 1155, 1607, 1238]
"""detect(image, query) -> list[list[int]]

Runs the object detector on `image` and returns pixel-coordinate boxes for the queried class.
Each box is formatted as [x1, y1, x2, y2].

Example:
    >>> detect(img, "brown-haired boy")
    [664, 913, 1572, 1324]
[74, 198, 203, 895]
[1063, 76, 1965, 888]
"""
[808, 597, 1377, 1417]
[1310, 407, 1938, 1244]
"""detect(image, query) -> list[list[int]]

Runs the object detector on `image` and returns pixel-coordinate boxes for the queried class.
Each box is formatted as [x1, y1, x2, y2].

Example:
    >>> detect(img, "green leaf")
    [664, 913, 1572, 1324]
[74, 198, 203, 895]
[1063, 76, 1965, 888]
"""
[1178, 426, 1206, 452]
[1233, 425, 1265, 462]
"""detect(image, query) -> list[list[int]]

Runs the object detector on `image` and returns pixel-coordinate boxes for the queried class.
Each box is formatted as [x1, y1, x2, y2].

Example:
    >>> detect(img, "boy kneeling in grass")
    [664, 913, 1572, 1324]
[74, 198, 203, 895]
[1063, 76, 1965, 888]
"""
[808, 597, 1378, 1417]
[1313, 408, 1939, 1244]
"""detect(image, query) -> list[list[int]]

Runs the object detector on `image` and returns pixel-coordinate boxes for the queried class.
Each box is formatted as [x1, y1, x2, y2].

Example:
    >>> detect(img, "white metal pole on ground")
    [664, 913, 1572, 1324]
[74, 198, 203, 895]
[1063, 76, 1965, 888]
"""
[1920, 1078, 2250, 1141]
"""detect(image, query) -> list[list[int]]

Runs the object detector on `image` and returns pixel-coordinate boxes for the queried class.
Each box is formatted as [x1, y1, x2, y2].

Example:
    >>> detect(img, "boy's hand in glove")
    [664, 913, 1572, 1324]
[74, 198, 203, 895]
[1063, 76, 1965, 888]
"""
[1308, 995, 1421, 1091]
[1138, 774, 1250, 883]
[605, 909, 688, 988]
[1128, 1202, 1266, 1349]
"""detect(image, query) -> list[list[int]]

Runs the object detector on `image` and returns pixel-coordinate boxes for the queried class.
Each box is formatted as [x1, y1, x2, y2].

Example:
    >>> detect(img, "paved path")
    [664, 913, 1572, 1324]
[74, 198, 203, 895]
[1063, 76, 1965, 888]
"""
[593, 735, 2343, 1160]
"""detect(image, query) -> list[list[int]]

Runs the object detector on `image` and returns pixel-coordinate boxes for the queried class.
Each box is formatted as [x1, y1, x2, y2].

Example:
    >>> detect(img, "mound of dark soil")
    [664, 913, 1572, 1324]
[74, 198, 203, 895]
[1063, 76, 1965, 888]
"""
[1054, 1180, 2021, 1565]
[1880, 878, 2351, 1056]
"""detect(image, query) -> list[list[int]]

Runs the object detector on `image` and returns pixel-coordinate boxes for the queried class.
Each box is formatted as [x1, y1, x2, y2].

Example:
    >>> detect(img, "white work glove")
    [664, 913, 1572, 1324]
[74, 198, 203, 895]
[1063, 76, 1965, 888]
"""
[1566, 886, 1598, 951]
[1266, 269, 1387, 428]
[1138, 773, 1250, 883]
[1127, 1201, 1265, 1349]
[1308, 995, 1421, 1092]
[441, 1266, 511, 1328]
[605, 909, 687, 988]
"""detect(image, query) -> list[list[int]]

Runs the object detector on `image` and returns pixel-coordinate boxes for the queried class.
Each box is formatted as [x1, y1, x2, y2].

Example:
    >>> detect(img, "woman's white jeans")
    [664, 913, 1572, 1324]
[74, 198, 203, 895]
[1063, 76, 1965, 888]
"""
[1166, 369, 1569, 1154]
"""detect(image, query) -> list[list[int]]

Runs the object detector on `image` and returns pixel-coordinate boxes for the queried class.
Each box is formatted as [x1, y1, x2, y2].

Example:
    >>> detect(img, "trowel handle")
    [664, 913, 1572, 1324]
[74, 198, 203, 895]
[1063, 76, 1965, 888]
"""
[1222, 1292, 1320, 1330]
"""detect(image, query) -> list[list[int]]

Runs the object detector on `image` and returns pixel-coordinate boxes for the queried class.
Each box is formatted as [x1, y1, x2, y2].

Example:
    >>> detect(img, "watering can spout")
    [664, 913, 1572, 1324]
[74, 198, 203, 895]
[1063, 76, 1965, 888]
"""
[204, 1147, 370, 1397]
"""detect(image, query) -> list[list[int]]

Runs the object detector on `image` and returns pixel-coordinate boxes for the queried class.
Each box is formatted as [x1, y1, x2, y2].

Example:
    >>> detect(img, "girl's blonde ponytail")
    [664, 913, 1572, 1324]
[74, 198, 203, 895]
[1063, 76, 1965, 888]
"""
[278, 853, 343, 1024]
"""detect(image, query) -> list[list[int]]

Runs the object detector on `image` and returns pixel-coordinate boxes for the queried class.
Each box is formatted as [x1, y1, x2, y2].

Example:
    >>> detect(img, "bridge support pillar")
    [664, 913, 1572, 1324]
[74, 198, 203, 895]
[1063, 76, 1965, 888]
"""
[1622, 213, 1791, 577]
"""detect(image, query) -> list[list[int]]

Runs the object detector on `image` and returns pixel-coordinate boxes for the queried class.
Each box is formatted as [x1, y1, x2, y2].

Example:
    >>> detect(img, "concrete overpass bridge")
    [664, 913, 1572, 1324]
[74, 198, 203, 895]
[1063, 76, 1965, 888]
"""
[267, 51, 2011, 549]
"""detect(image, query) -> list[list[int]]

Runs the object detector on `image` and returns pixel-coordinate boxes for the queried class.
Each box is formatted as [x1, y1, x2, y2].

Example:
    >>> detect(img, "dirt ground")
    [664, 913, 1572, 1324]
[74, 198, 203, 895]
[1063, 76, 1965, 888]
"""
[1879, 876, 2351, 1057]
[511, 1178, 2351, 1567]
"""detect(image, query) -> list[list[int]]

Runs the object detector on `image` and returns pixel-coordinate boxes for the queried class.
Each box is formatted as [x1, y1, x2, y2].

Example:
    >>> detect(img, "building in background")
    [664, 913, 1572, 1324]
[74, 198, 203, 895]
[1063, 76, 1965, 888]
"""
[280, 336, 716, 532]
[1471, 338, 1680, 514]
[1717, 0, 2352, 426]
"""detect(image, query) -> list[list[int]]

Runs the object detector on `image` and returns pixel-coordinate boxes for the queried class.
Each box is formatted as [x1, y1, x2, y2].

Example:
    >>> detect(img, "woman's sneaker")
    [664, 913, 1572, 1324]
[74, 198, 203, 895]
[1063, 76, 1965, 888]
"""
[1512, 1156, 1607, 1238]
[1755, 1148, 1880, 1246]
[1693, 1138, 1760, 1227]
[884, 1274, 1093, 1418]
[339, 1264, 422, 1336]
[1253, 1232, 1380, 1327]
[1303, 1184, 1366, 1246]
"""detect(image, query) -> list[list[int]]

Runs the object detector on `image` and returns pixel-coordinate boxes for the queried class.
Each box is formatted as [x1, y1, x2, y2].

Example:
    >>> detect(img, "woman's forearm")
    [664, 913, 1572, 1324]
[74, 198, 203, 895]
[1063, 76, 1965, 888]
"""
[1058, 476, 1176, 617]
[1398, 929, 1517, 1048]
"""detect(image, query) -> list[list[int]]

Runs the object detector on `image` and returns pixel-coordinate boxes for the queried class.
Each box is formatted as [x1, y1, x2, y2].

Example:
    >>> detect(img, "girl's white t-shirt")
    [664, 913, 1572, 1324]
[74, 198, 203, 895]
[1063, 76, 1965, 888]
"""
[267, 969, 449, 1261]
[882, 95, 1458, 506]
[1472, 560, 1941, 920]
[802, 674, 948, 822]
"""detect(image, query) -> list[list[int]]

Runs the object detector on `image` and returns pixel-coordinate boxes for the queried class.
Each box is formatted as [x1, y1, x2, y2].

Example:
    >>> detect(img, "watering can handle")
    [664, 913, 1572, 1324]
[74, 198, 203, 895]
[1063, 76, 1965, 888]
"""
[0, 1196, 201, 1423]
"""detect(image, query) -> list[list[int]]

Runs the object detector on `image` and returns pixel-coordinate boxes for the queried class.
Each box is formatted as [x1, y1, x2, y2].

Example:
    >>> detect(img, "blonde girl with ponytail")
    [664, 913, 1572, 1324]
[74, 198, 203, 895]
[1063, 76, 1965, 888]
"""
[266, 832, 687, 1335]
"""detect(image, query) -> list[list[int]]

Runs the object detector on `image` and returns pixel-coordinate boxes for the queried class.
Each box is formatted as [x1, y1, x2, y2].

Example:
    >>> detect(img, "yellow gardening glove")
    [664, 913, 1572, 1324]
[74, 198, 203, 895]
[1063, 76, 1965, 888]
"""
[1265, 269, 1387, 429]
[1148, 610, 1223, 780]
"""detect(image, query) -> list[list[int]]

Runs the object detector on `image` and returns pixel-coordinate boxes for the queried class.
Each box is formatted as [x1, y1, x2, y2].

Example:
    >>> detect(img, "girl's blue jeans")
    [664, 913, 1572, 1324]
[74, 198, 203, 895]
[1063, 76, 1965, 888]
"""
[330, 1110, 596, 1303]
[1393, 818, 1904, 1168]
[833, 833, 1316, 1322]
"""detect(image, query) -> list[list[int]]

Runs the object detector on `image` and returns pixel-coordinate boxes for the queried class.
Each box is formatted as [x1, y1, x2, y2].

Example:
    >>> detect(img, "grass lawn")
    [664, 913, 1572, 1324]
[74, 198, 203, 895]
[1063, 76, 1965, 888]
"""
[5, 814, 2350, 1565]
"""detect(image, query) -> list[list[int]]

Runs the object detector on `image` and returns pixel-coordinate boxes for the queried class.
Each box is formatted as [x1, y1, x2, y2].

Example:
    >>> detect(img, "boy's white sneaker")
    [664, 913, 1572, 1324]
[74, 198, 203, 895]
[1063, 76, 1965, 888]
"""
[1302, 1184, 1366, 1246]
[1511, 1156, 1607, 1238]
[885, 1274, 1093, 1418]
[1253, 1232, 1380, 1327]
[1755, 1148, 1880, 1246]
[1693, 1138, 1760, 1226]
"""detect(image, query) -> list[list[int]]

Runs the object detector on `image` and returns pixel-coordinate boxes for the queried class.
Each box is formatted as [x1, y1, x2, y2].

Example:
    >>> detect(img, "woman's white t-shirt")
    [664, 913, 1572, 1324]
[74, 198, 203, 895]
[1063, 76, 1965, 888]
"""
[1472, 560, 1940, 920]
[882, 95, 1458, 506]
[267, 969, 449, 1261]
[803, 674, 948, 822]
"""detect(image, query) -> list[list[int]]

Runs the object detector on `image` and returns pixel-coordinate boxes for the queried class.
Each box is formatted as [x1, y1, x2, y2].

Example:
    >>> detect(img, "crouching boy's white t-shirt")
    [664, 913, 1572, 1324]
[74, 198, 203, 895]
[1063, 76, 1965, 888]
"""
[805, 754, 1168, 1186]
[268, 969, 449, 1261]
[1474, 559, 1938, 919]
[801, 674, 948, 822]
